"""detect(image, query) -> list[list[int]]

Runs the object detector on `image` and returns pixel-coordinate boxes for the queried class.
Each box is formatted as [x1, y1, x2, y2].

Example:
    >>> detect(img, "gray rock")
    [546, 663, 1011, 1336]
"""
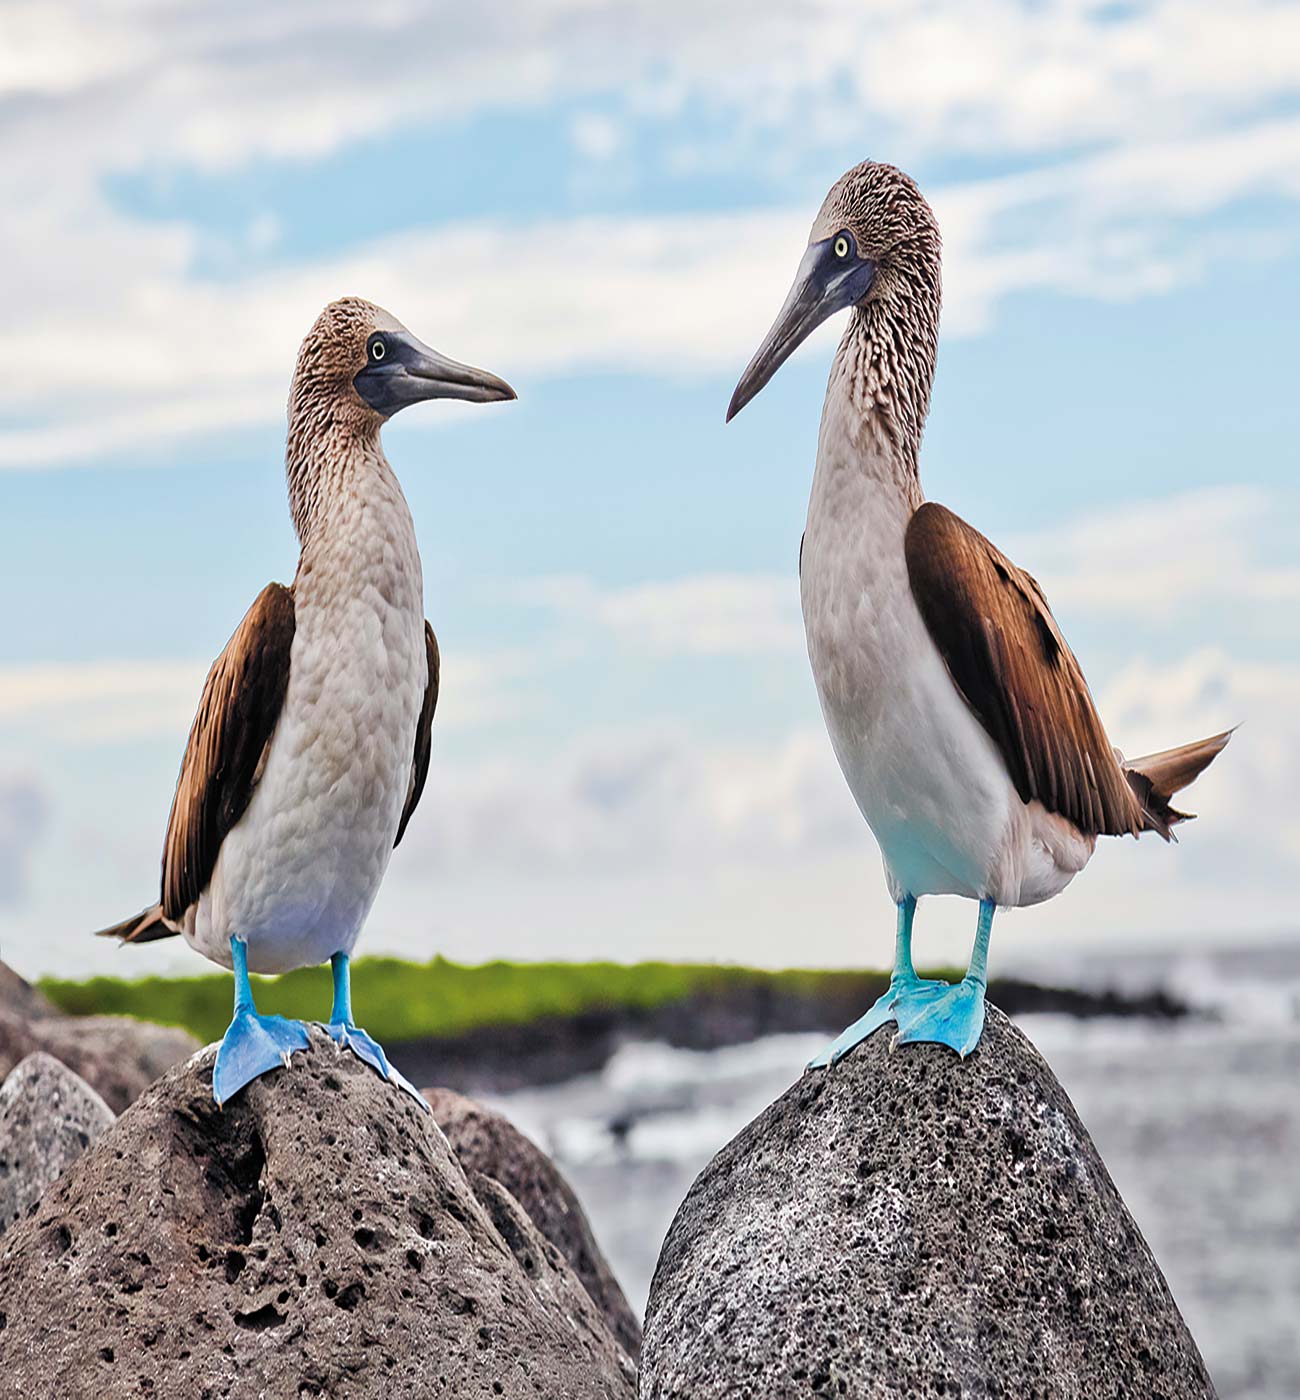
[0, 959, 56, 1020]
[0, 1027, 636, 1399]
[0, 1052, 115, 1234]
[426, 1086, 642, 1361]
[641, 1006, 1216, 1400]
[0, 971, 200, 1112]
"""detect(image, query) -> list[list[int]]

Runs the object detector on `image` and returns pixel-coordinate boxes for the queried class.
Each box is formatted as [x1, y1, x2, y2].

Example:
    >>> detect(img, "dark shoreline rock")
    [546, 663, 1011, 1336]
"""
[426, 1088, 643, 1361]
[390, 976, 1190, 1095]
[0, 1052, 115, 1234]
[0, 1028, 635, 1399]
[1, 960, 199, 1113]
[640, 1007, 1216, 1400]
[5, 954, 1189, 1103]
[0, 961, 57, 1020]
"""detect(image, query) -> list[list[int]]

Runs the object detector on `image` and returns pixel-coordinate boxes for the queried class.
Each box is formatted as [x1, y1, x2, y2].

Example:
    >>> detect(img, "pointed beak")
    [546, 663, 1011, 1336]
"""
[355, 331, 516, 417]
[726, 240, 876, 422]
[403, 340, 517, 405]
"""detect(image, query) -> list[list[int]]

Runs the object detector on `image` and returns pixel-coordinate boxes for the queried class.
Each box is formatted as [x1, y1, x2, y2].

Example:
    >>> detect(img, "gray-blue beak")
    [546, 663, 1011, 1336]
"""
[727, 238, 876, 422]
[355, 331, 516, 418]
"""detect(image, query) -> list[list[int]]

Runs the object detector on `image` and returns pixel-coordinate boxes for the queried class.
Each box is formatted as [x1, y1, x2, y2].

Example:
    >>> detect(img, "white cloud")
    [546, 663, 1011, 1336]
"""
[395, 649, 1286, 882]
[1010, 647, 1300, 952]
[1015, 485, 1300, 625]
[0, 650, 521, 743]
[396, 726, 856, 875]
[375, 643, 1294, 969]
[0, 773, 48, 907]
[522, 573, 801, 655]
[6, 1, 1297, 169]
[571, 113, 624, 162]
[1097, 647, 1297, 867]
[8, 116, 1296, 470]
[5, 641, 1293, 976]
[0, 659, 208, 742]
[3, 1, 1299, 975]
[511, 486, 1300, 664]
[2, 3, 1299, 467]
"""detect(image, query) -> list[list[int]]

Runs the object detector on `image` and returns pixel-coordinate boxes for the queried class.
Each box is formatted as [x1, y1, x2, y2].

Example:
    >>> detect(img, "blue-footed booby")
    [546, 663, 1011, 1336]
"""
[97, 297, 515, 1107]
[727, 162, 1231, 1062]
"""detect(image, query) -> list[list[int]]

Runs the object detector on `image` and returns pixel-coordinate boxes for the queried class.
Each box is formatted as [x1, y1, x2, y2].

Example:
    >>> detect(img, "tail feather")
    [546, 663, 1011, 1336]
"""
[94, 904, 179, 944]
[1122, 727, 1235, 840]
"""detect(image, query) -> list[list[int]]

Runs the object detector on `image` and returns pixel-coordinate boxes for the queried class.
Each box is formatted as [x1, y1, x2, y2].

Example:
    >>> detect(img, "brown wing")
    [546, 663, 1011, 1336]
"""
[160, 583, 295, 921]
[904, 503, 1147, 838]
[394, 621, 440, 848]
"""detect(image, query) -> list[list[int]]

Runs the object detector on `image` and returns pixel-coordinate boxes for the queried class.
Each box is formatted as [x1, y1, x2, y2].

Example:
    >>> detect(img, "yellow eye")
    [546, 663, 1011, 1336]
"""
[371, 339, 386, 361]
[833, 234, 851, 259]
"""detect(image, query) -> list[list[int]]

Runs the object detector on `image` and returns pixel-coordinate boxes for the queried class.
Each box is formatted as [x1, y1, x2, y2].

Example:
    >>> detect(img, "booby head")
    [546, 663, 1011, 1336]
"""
[292, 297, 516, 423]
[727, 162, 940, 421]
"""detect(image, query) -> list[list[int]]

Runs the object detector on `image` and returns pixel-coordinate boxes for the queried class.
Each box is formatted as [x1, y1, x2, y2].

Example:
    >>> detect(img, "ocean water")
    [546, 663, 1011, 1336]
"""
[494, 944, 1300, 1400]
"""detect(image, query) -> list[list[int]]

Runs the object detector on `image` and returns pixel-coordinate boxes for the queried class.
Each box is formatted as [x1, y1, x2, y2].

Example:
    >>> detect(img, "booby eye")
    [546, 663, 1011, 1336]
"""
[833, 233, 852, 259]
[370, 339, 386, 362]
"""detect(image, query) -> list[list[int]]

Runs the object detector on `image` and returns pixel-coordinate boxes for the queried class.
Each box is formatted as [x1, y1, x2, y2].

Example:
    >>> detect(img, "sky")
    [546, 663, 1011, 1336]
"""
[2, 0, 1299, 983]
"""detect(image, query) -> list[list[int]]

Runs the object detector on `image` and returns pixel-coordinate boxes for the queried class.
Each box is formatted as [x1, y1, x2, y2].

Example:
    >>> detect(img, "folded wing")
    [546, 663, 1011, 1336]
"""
[394, 621, 440, 848]
[904, 503, 1152, 838]
[161, 582, 297, 922]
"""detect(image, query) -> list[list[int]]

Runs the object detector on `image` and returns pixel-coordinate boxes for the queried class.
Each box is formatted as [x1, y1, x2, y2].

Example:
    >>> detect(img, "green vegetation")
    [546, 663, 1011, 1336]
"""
[38, 957, 912, 1046]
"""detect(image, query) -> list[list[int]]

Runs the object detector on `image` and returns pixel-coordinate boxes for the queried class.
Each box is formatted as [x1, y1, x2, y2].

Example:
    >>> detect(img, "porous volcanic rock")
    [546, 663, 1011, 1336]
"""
[0, 1028, 636, 1399]
[0, 960, 57, 1020]
[0, 961, 199, 1114]
[0, 1051, 115, 1233]
[426, 1087, 642, 1360]
[641, 1007, 1216, 1400]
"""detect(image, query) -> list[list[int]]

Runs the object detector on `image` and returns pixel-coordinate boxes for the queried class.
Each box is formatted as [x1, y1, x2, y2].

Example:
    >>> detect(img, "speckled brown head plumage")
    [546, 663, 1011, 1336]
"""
[284, 296, 515, 541]
[812, 162, 942, 346]
[821, 162, 943, 464]
[288, 297, 404, 439]
[291, 297, 400, 407]
[728, 160, 943, 468]
[811, 162, 942, 303]
[289, 295, 515, 429]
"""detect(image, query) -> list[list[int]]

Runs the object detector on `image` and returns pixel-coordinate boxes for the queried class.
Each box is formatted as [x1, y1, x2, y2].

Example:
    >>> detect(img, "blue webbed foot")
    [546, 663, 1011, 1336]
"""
[807, 974, 949, 1069]
[213, 1007, 310, 1107]
[807, 990, 895, 1068]
[324, 1021, 429, 1111]
[892, 975, 987, 1057]
[323, 950, 429, 1111]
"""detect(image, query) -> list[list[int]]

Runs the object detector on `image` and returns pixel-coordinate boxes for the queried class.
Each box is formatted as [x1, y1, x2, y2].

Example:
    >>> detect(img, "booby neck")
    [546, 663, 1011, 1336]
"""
[284, 386, 407, 551]
[817, 269, 941, 517]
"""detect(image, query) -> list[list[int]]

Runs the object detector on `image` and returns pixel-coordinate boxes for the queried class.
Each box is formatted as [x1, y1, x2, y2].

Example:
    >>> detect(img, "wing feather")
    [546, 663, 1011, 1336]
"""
[394, 621, 440, 848]
[904, 503, 1145, 838]
[160, 583, 295, 921]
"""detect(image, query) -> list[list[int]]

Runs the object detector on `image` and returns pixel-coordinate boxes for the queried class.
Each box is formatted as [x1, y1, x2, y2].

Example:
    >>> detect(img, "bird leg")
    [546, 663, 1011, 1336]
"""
[892, 898, 993, 1057]
[807, 897, 948, 1069]
[322, 952, 429, 1110]
[212, 936, 311, 1107]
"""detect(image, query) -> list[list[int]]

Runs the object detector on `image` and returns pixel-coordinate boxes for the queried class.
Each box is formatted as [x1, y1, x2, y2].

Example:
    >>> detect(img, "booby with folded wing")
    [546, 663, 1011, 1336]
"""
[97, 298, 515, 1106]
[727, 162, 1230, 1061]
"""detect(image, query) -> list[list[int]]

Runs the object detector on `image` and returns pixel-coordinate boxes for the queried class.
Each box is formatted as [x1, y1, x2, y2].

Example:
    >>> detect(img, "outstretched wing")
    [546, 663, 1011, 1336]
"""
[904, 503, 1147, 838]
[394, 621, 440, 847]
[160, 583, 296, 921]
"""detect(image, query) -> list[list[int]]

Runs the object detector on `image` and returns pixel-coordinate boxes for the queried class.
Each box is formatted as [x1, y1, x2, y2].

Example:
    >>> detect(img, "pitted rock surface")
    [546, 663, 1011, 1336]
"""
[0, 1051, 115, 1233]
[0, 1028, 635, 1399]
[426, 1087, 642, 1361]
[0, 960, 56, 1020]
[641, 1007, 1216, 1400]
